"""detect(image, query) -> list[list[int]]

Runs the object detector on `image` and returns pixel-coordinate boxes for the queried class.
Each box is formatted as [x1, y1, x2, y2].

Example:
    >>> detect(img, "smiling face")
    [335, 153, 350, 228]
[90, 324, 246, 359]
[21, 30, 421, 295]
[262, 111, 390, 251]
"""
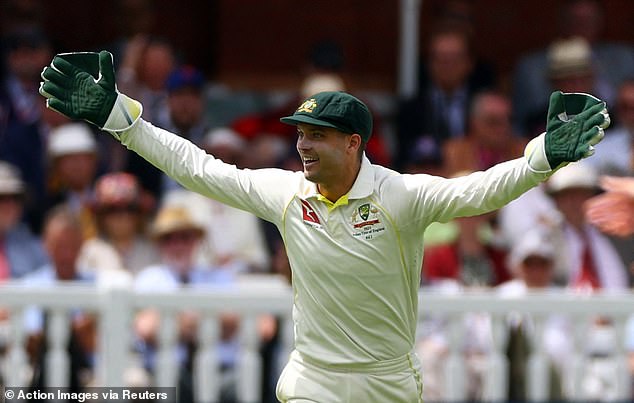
[296, 123, 362, 201]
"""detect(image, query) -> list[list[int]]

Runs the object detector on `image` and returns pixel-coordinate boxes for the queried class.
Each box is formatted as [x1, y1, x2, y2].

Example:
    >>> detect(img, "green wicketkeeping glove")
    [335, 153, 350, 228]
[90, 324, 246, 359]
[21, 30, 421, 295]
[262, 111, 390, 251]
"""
[544, 91, 610, 169]
[39, 51, 118, 128]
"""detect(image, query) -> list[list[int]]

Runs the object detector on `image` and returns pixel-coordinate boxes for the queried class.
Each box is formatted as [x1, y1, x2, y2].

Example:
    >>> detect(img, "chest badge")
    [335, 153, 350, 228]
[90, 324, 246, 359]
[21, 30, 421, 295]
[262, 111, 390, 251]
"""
[351, 203, 386, 240]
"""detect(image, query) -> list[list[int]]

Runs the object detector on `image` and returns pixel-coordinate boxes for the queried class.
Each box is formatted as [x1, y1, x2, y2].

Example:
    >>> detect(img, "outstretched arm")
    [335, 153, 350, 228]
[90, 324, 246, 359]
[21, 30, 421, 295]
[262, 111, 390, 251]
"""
[399, 91, 611, 227]
[39, 51, 295, 225]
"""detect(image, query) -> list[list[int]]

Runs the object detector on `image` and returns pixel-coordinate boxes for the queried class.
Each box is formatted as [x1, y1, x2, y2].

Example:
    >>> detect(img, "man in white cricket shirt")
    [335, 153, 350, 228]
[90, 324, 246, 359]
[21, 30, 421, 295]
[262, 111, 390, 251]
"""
[39, 51, 610, 402]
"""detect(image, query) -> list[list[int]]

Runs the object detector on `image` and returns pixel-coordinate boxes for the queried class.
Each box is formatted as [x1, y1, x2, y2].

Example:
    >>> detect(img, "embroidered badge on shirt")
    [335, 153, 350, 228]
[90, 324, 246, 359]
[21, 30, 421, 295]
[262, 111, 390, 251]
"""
[351, 203, 386, 240]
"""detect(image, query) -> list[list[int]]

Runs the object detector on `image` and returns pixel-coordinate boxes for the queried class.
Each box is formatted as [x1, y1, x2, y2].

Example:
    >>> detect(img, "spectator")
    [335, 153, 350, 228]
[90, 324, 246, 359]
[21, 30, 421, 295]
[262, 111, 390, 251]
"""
[116, 36, 176, 123]
[241, 133, 293, 170]
[79, 172, 158, 277]
[46, 122, 100, 239]
[0, 161, 47, 279]
[442, 91, 527, 175]
[0, 27, 54, 232]
[546, 163, 628, 291]
[21, 206, 96, 392]
[497, 183, 565, 283]
[586, 80, 634, 176]
[512, 0, 634, 135]
[134, 205, 239, 402]
[423, 0, 497, 93]
[403, 135, 446, 177]
[203, 127, 247, 166]
[107, 0, 157, 69]
[523, 37, 614, 136]
[422, 210, 510, 288]
[504, 229, 558, 290]
[0, 26, 52, 127]
[397, 23, 492, 167]
[560, 0, 634, 83]
[158, 66, 209, 145]
[498, 230, 566, 401]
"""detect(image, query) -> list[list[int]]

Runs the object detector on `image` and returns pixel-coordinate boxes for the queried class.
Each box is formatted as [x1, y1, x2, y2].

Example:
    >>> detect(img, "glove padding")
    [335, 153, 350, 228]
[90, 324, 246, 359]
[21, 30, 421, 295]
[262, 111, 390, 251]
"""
[39, 51, 117, 128]
[545, 91, 610, 169]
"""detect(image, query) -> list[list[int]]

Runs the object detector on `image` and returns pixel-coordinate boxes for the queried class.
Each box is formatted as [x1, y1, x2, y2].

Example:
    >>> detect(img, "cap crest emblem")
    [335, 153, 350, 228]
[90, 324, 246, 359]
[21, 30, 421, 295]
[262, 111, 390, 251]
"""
[297, 98, 317, 113]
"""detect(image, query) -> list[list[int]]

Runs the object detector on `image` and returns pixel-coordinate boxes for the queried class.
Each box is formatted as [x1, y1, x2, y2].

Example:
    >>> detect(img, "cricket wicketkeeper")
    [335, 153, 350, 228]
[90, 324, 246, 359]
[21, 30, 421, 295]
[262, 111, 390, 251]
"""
[40, 51, 609, 402]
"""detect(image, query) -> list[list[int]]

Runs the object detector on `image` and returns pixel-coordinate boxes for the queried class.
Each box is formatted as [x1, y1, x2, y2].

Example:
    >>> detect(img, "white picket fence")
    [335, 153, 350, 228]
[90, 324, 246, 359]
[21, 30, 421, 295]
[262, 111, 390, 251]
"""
[0, 280, 632, 402]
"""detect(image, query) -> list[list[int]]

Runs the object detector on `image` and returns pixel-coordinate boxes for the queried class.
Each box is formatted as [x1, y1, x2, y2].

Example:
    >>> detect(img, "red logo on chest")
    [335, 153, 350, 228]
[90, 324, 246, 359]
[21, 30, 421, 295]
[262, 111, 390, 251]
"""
[300, 199, 320, 224]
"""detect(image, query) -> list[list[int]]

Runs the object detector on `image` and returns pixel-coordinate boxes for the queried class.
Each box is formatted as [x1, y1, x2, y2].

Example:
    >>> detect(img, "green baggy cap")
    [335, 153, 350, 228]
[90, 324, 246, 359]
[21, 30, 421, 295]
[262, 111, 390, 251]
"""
[280, 91, 373, 142]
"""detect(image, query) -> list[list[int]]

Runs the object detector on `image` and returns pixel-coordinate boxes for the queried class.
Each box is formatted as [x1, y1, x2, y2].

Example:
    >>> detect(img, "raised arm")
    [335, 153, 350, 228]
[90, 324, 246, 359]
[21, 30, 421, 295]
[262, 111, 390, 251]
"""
[39, 50, 296, 225]
[395, 91, 611, 227]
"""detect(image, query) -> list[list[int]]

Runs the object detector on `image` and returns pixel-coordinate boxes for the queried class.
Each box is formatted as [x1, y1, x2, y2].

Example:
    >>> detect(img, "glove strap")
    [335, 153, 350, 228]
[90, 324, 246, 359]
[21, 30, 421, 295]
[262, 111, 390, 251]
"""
[102, 92, 143, 137]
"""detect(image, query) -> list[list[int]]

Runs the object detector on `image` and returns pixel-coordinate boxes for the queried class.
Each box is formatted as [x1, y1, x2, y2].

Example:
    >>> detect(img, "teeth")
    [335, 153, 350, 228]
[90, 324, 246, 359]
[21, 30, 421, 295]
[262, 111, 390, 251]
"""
[303, 157, 318, 163]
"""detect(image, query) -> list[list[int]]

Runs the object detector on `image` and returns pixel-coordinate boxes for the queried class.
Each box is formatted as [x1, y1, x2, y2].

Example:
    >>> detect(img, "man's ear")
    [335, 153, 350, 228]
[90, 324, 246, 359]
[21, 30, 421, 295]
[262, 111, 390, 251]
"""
[348, 133, 362, 154]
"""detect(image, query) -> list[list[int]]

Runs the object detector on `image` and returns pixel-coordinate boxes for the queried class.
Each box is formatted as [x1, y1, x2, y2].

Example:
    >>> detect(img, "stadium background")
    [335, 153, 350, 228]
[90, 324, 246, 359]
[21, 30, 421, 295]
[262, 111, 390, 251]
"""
[30, 0, 634, 93]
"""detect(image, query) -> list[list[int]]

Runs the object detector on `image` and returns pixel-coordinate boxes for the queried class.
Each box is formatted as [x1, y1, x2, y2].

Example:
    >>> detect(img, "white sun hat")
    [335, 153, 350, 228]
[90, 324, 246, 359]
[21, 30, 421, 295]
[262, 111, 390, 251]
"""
[546, 162, 598, 194]
[0, 161, 24, 195]
[48, 122, 97, 158]
[509, 229, 555, 269]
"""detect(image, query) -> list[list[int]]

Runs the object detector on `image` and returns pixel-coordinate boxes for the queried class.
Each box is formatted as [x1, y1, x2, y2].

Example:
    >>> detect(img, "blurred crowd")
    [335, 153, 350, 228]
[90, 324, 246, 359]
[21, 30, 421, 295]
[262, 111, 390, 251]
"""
[1, 0, 634, 401]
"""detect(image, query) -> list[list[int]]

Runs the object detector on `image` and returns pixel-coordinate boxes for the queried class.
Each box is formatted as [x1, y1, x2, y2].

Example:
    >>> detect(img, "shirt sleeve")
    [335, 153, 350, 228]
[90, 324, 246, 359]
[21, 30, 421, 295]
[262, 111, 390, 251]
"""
[391, 157, 551, 230]
[117, 120, 298, 226]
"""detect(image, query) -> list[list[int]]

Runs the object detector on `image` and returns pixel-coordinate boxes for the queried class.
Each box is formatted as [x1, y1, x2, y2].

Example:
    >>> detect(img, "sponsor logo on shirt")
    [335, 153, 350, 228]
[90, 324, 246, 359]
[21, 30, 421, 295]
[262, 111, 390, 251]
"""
[300, 199, 322, 229]
[351, 203, 386, 240]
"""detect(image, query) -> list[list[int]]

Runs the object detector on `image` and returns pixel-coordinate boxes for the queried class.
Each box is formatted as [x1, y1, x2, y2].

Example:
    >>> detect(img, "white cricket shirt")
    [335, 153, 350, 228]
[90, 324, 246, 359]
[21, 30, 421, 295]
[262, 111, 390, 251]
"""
[118, 119, 549, 367]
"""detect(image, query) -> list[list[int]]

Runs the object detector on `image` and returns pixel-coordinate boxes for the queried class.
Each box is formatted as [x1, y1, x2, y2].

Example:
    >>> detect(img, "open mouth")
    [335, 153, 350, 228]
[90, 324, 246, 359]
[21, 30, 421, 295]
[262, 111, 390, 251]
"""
[302, 156, 319, 168]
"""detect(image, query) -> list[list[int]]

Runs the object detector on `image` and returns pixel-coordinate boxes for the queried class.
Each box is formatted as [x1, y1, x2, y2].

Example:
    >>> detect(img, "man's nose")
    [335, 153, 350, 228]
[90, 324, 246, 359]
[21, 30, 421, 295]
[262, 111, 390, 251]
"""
[297, 137, 310, 150]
